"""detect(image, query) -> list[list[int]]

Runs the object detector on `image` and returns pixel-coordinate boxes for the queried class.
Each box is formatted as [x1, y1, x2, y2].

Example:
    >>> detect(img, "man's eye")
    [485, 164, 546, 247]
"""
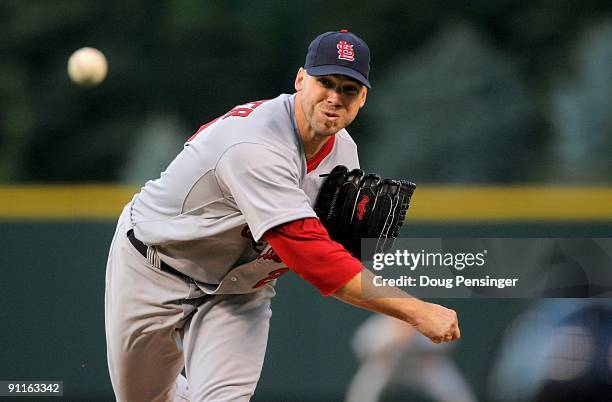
[343, 86, 359, 95]
[320, 79, 333, 87]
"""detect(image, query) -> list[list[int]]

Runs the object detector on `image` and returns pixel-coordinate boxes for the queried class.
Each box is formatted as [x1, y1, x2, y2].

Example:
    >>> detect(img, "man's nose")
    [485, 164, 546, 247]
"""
[325, 88, 342, 105]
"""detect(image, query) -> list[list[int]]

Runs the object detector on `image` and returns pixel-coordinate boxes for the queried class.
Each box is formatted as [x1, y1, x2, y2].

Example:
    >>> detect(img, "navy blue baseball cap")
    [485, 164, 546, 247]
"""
[304, 29, 371, 88]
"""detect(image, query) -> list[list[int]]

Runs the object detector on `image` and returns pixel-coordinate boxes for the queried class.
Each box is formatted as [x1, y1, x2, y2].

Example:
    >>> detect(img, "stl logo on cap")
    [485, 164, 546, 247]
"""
[337, 40, 355, 62]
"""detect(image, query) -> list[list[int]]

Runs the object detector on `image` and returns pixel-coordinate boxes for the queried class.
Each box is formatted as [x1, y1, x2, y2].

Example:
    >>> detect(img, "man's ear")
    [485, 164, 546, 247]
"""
[295, 68, 305, 92]
[359, 87, 368, 108]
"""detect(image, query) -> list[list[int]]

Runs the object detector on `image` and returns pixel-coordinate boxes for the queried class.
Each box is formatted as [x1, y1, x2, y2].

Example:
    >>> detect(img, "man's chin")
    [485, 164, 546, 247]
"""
[316, 128, 338, 137]
[315, 122, 343, 136]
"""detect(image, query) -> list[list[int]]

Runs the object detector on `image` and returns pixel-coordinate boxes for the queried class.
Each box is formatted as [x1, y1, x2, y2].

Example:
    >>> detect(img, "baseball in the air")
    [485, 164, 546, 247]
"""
[67, 47, 108, 87]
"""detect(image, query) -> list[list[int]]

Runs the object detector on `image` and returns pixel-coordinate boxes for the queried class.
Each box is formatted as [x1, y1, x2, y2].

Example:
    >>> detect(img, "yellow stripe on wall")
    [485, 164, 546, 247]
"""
[0, 185, 611, 221]
[410, 186, 612, 221]
[0, 185, 138, 220]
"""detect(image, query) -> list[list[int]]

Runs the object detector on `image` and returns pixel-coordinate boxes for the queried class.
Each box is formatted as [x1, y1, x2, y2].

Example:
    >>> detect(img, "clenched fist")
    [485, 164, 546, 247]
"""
[408, 300, 460, 343]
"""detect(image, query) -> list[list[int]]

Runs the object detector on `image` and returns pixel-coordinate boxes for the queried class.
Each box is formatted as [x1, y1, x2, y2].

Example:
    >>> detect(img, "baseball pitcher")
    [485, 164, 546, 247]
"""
[104, 30, 460, 402]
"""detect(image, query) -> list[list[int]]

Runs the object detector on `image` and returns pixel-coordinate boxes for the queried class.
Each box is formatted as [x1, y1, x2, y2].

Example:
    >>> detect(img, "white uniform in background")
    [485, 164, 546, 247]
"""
[345, 314, 477, 402]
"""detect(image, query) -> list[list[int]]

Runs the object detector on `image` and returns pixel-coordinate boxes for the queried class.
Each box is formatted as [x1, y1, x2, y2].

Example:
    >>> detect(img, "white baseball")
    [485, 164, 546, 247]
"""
[67, 47, 108, 87]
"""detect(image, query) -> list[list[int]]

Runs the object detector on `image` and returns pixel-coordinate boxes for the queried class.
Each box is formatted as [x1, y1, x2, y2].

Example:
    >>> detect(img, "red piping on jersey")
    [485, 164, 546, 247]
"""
[306, 134, 336, 173]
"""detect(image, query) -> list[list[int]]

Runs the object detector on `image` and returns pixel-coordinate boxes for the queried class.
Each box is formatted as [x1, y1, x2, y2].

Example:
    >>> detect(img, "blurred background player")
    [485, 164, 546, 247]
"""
[346, 314, 476, 402]
[489, 299, 612, 402]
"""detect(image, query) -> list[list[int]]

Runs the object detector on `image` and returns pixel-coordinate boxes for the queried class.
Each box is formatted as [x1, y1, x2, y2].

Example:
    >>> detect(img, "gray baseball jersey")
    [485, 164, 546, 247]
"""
[106, 93, 360, 401]
[129, 93, 359, 294]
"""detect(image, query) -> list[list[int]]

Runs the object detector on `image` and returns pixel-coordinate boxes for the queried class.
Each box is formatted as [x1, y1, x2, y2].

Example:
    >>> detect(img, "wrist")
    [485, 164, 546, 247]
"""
[398, 298, 425, 325]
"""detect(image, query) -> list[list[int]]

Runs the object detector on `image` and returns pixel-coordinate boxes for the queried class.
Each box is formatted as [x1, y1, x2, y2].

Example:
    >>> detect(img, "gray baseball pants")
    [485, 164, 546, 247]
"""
[105, 205, 275, 401]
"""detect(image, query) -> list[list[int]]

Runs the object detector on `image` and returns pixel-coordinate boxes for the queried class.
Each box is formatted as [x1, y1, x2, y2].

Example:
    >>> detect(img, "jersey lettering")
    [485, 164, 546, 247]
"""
[257, 247, 282, 263]
[223, 100, 269, 119]
[187, 99, 270, 142]
[252, 268, 289, 289]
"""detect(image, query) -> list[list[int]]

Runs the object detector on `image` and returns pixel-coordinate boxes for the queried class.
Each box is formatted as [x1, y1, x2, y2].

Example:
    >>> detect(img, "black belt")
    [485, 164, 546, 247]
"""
[127, 229, 191, 281]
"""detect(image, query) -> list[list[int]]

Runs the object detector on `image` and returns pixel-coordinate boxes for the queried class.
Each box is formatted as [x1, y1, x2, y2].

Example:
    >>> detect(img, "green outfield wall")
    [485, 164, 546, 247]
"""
[1, 186, 610, 401]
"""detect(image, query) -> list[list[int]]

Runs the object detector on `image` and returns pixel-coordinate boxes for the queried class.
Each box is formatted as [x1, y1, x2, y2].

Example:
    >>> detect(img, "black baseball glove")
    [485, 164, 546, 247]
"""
[314, 165, 416, 260]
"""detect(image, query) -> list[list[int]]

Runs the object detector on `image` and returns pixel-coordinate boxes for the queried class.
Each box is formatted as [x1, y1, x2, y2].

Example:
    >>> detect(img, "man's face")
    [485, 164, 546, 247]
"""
[295, 68, 367, 136]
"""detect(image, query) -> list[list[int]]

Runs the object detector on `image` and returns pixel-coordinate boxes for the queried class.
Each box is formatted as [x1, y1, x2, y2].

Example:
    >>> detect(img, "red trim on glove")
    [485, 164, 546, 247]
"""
[306, 135, 336, 173]
[264, 217, 363, 295]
